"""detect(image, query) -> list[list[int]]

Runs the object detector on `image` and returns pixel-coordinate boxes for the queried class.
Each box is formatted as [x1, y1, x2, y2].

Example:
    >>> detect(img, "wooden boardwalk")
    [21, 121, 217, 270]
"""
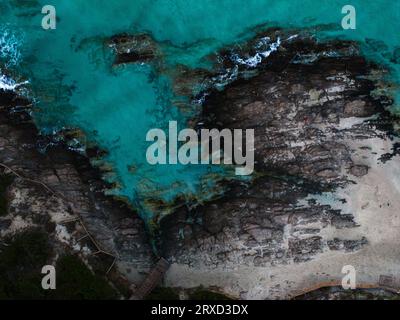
[131, 258, 170, 300]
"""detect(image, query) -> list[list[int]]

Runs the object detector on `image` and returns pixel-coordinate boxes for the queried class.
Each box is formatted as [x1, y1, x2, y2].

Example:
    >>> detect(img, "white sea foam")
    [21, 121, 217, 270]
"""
[286, 34, 299, 41]
[212, 65, 239, 90]
[0, 25, 23, 67]
[195, 34, 296, 105]
[0, 74, 28, 91]
[0, 26, 27, 91]
[231, 37, 281, 68]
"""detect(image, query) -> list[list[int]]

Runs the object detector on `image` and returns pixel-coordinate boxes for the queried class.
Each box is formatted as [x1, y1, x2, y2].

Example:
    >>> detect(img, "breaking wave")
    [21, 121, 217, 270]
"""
[0, 74, 28, 91]
[0, 25, 23, 67]
[231, 36, 281, 68]
[0, 26, 27, 92]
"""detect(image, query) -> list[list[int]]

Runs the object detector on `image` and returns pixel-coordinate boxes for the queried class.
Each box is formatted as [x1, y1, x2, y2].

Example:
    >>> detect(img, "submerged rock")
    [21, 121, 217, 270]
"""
[108, 33, 159, 65]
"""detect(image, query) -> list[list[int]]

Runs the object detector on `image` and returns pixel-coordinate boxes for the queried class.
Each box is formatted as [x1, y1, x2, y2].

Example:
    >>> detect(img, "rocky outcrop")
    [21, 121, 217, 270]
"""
[0, 88, 155, 290]
[161, 32, 382, 265]
[294, 286, 400, 300]
[108, 33, 159, 65]
[1, 28, 400, 300]
[161, 30, 400, 299]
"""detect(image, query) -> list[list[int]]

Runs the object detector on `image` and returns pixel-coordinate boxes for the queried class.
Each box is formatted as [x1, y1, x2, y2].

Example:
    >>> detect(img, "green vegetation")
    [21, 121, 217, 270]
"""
[0, 229, 51, 299]
[0, 174, 13, 216]
[145, 287, 180, 300]
[0, 229, 118, 300]
[189, 287, 232, 300]
[52, 255, 118, 300]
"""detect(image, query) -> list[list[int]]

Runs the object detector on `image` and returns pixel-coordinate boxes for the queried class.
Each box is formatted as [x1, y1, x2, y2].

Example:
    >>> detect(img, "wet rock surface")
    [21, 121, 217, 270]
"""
[109, 33, 159, 65]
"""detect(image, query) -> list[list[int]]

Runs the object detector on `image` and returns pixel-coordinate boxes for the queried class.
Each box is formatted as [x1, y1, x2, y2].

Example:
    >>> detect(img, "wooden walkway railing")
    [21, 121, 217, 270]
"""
[130, 258, 170, 300]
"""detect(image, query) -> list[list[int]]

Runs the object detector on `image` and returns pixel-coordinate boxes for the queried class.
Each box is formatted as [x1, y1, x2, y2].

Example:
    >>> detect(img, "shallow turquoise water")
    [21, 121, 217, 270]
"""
[0, 0, 399, 225]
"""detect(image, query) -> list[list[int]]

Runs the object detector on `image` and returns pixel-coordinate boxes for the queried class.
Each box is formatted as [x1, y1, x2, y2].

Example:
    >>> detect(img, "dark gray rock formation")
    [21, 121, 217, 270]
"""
[0, 88, 155, 290]
[160, 30, 398, 272]
[1, 28, 399, 299]
[108, 33, 159, 65]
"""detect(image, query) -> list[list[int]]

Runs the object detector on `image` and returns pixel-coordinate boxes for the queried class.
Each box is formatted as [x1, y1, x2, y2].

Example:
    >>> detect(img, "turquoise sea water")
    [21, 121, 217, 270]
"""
[1, 0, 399, 226]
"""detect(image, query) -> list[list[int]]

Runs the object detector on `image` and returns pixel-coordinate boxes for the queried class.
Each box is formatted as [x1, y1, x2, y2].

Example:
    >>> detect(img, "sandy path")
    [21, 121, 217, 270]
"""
[165, 130, 400, 299]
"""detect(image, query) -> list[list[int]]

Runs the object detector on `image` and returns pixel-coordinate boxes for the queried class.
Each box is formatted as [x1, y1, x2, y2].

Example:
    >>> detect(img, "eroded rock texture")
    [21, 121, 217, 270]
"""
[0, 89, 155, 287]
[1, 29, 399, 300]
[160, 31, 399, 279]
[109, 33, 159, 65]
